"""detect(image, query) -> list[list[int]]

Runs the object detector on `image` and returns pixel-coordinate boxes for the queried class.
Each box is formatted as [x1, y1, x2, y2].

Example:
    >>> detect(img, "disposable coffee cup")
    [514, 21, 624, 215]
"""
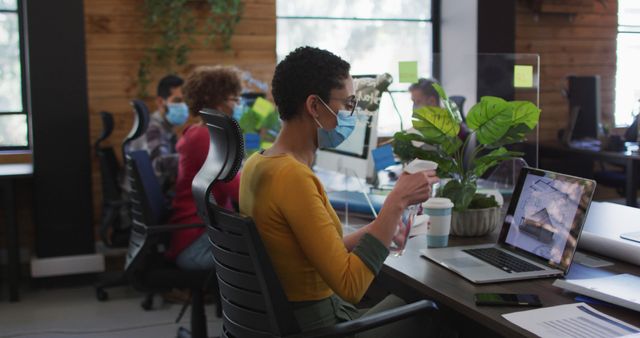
[423, 197, 454, 248]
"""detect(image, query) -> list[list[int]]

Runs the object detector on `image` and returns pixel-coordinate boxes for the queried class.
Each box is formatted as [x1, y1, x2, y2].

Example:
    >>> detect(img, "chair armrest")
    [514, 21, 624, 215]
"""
[289, 299, 437, 338]
[139, 223, 204, 235]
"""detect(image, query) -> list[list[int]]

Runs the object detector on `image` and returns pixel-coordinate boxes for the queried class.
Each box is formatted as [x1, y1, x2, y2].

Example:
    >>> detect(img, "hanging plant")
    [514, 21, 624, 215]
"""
[137, 0, 244, 97]
[206, 0, 244, 50]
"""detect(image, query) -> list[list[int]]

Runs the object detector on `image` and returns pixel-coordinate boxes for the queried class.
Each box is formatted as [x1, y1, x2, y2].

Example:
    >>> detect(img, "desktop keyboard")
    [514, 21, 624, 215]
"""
[462, 248, 544, 273]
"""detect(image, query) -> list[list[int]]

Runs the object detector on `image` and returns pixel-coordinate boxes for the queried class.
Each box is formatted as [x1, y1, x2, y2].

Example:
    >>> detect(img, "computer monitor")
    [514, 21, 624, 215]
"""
[314, 74, 387, 182]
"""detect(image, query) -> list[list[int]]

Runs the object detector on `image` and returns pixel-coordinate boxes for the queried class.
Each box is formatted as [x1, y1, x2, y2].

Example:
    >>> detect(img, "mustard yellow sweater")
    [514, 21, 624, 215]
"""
[239, 152, 388, 304]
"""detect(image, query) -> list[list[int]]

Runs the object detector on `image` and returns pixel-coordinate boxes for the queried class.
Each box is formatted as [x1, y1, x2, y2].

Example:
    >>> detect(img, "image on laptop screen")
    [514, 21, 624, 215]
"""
[499, 169, 596, 271]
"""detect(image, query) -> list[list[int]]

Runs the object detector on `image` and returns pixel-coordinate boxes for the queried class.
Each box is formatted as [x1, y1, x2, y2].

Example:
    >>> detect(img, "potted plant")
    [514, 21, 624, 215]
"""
[393, 84, 540, 236]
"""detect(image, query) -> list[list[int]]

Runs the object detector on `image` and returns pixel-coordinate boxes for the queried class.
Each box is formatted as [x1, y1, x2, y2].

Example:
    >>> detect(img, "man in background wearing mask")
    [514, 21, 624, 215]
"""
[409, 78, 440, 110]
[133, 74, 187, 199]
[410, 77, 468, 140]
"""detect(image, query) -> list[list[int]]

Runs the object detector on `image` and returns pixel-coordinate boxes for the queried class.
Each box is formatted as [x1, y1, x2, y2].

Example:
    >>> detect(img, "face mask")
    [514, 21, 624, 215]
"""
[232, 102, 245, 121]
[166, 102, 189, 126]
[314, 97, 357, 148]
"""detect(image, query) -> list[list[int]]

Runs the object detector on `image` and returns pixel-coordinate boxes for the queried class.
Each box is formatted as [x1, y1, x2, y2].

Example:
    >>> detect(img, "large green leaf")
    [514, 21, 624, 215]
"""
[466, 96, 513, 145]
[441, 180, 477, 211]
[472, 147, 523, 178]
[491, 123, 534, 148]
[510, 101, 540, 129]
[412, 106, 460, 141]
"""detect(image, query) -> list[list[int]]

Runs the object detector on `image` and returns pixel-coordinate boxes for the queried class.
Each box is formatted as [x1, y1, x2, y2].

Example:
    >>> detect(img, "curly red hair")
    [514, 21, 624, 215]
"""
[183, 65, 242, 116]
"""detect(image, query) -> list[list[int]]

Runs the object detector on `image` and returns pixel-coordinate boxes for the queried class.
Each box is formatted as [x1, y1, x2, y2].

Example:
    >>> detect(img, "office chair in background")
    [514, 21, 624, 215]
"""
[94, 111, 129, 248]
[96, 100, 152, 301]
[194, 109, 438, 338]
[124, 150, 220, 338]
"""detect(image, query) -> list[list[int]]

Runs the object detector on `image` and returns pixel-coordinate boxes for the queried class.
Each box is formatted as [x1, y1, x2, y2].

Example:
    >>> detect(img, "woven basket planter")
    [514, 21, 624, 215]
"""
[450, 206, 501, 237]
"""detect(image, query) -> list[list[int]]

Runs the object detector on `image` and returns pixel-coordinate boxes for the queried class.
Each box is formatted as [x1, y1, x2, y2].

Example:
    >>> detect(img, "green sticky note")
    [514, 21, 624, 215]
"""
[514, 65, 534, 88]
[252, 97, 274, 119]
[398, 61, 418, 83]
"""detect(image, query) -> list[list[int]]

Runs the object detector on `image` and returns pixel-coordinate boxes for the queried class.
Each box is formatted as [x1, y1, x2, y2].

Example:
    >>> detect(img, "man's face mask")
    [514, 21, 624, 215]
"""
[313, 96, 357, 149]
[166, 102, 189, 126]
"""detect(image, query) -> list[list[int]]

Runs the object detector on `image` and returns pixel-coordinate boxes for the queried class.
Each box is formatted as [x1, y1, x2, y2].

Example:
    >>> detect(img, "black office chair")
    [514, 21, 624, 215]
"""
[194, 109, 438, 338]
[95, 111, 130, 248]
[96, 101, 151, 301]
[122, 99, 151, 156]
[94, 112, 132, 301]
[124, 150, 220, 338]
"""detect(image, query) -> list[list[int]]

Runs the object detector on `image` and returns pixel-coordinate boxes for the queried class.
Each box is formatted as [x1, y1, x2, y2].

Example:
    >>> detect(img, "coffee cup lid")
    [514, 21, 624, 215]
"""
[423, 197, 454, 209]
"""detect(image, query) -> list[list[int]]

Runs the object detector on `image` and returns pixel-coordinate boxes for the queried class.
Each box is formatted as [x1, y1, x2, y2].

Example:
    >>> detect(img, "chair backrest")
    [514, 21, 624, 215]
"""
[194, 110, 300, 338]
[95, 111, 121, 202]
[95, 111, 115, 151]
[122, 99, 151, 157]
[192, 108, 243, 223]
[125, 150, 169, 272]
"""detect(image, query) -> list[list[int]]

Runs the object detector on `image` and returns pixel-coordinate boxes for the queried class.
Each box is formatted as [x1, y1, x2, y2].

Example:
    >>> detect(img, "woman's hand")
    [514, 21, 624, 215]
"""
[387, 170, 439, 209]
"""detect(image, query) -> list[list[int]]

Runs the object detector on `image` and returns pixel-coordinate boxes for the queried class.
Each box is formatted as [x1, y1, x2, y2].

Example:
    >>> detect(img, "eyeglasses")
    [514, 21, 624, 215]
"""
[328, 95, 358, 116]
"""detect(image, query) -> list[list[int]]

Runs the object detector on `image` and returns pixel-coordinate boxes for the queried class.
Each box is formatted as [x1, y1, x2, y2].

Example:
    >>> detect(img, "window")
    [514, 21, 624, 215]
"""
[0, 0, 28, 149]
[276, 0, 435, 136]
[614, 0, 640, 127]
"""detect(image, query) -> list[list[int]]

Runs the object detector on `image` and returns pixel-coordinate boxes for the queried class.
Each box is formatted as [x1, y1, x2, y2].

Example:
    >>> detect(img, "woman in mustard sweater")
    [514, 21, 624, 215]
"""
[239, 47, 439, 337]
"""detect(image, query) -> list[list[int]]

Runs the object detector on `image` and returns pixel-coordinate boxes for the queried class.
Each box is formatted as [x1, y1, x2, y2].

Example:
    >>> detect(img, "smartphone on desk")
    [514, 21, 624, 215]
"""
[474, 293, 542, 307]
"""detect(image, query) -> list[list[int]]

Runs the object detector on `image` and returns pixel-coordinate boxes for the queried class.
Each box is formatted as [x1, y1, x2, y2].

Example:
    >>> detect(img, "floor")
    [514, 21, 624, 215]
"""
[0, 285, 223, 338]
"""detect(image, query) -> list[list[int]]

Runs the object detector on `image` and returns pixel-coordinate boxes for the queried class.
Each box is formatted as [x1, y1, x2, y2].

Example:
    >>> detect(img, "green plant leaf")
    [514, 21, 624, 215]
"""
[466, 96, 513, 145]
[441, 180, 477, 211]
[413, 106, 460, 139]
[472, 147, 523, 178]
[491, 123, 534, 148]
[510, 101, 540, 129]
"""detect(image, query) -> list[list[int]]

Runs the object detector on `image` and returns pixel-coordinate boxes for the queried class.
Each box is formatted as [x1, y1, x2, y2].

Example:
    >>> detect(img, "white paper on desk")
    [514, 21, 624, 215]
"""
[502, 303, 640, 338]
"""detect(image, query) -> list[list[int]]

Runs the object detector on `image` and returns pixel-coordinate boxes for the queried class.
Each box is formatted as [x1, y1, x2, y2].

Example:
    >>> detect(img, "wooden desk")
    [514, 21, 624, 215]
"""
[379, 231, 640, 338]
[526, 142, 640, 207]
[0, 163, 33, 302]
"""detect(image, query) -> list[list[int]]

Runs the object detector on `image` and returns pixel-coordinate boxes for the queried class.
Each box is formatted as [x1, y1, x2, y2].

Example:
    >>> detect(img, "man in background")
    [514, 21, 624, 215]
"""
[409, 78, 440, 110]
[131, 75, 186, 198]
[410, 77, 468, 140]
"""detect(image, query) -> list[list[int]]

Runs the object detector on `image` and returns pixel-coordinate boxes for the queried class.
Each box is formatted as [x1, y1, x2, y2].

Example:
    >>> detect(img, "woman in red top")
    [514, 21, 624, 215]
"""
[166, 65, 243, 270]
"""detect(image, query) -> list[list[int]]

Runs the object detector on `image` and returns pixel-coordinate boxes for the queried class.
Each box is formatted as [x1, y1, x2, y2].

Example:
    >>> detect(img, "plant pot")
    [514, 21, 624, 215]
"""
[450, 206, 501, 237]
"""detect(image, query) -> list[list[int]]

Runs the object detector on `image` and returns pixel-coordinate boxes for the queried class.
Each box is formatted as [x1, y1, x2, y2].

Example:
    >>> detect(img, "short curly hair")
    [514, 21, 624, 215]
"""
[272, 47, 351, 121]
[183, 65, 242, 116]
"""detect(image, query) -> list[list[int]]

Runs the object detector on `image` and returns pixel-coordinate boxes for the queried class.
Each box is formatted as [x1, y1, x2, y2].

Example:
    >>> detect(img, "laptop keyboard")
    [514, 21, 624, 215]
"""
[462, 248, 544, 273]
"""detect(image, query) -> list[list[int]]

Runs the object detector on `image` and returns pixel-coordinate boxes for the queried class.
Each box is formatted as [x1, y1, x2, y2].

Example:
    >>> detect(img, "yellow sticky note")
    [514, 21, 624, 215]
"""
[252, 97, 274, 119]
[514, 65, 534, 88]
[398, 61, 419, 83]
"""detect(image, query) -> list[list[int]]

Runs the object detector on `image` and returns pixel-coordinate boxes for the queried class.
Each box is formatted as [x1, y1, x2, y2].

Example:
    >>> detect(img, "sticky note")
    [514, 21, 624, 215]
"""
[398, 61, 419, 84]
[252, 97, 274, 119]
[514, 65, 534, 88]
[244, 133, 261, 150]
[372, 144, 396, 172]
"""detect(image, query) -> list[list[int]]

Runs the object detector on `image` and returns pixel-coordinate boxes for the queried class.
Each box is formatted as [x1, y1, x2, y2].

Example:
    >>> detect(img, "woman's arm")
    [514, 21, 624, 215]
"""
[343, 171, 439, 251]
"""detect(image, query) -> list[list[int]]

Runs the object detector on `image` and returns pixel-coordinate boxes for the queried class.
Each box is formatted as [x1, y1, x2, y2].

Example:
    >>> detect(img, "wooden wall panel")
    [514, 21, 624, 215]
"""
[84, 0, 276, 229]
[516, 0, 618, 142]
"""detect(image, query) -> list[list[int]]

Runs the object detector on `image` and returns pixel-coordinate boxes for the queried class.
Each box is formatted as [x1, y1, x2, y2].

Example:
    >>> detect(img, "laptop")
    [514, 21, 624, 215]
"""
[421, 167, 596, 284]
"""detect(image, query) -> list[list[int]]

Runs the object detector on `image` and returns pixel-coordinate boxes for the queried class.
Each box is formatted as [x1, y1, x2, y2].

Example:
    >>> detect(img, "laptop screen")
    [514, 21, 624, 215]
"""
[498, 168, 596, 272]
